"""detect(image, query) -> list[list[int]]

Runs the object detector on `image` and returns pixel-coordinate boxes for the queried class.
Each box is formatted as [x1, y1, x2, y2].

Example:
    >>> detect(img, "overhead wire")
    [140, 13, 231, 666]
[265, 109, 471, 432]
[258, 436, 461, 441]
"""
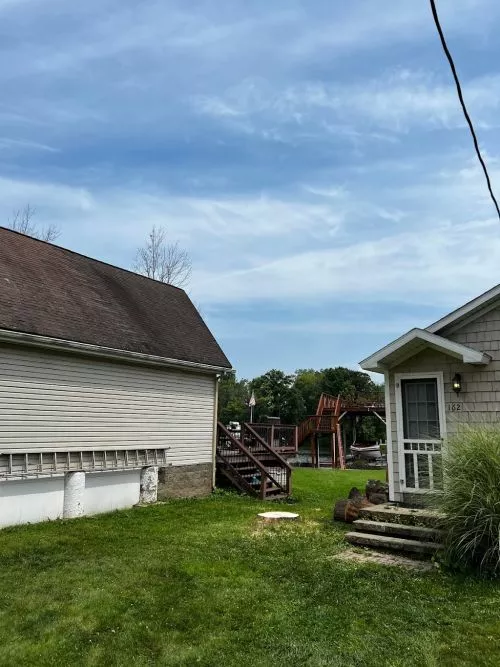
[429, 0, 500, 221]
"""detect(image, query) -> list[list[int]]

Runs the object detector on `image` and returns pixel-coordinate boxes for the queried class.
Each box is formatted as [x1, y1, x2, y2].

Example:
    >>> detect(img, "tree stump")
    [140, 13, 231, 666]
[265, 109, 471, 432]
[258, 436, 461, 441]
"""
[258, 511, 299, 522]
[333, 498, 371, 523]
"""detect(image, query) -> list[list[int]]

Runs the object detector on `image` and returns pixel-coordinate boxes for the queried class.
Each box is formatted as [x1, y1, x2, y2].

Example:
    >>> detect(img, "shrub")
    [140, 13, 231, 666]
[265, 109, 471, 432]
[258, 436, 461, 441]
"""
[436, 426, 500, 577]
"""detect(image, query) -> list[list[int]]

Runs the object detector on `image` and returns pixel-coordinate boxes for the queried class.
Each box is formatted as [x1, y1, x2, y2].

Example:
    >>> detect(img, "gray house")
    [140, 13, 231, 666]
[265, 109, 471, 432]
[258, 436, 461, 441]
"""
[0, 227, 231, 527]
[360, 284, 500, 504]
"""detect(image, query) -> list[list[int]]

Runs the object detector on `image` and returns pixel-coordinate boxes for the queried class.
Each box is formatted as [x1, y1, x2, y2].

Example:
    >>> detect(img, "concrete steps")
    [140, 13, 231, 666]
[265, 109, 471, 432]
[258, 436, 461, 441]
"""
[344, 503, 446, 559]
[359, 504, 445, 529]
[345, 531, 442, 556]
[353, 519, 443, 543]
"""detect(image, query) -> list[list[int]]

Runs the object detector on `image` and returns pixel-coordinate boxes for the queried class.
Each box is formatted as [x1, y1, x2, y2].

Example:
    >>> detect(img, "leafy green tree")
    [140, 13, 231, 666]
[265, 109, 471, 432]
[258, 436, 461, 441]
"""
[217, 374, 249, 424]
[294, 369, 323, 416]
[321, 367, 382, 403]
[251, 370, 305, 424]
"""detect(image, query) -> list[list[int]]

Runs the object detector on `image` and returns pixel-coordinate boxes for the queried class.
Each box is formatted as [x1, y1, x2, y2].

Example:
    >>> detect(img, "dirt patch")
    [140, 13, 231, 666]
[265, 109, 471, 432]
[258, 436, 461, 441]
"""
[333, 548, 435, 572]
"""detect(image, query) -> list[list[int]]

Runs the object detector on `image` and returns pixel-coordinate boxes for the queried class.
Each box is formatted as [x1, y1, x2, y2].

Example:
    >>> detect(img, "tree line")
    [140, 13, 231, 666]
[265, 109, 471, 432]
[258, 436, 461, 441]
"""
[218, 367, 384, 426]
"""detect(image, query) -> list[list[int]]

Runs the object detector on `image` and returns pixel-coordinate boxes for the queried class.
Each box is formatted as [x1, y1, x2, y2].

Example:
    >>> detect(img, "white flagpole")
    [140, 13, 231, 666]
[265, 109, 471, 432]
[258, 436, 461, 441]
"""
[249, 391, 256, 423]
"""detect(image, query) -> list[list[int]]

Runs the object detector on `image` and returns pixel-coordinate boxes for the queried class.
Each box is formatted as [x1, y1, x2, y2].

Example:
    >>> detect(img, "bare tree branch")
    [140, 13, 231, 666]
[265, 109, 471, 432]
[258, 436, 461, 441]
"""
[7, 205, 61, 242]
[134, 225, 192, 288]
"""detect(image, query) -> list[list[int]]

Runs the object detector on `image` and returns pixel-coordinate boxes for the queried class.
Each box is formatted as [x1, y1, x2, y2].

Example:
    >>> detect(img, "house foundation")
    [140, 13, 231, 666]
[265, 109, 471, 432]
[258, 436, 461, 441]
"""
[157, 463, 213, 499]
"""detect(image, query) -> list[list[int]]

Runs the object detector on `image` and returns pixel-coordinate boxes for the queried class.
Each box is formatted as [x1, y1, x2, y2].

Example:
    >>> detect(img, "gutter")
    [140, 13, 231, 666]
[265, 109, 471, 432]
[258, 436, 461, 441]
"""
[0, 328, 232, 375]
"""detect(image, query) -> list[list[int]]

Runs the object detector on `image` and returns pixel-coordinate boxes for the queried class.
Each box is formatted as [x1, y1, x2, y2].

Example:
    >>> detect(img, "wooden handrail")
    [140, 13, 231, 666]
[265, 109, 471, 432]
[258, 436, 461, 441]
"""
[217, 422, 290, 496]
[217, 423, 271, 478]
[243, 424, 292, 471]
[249, 423, 297, 451]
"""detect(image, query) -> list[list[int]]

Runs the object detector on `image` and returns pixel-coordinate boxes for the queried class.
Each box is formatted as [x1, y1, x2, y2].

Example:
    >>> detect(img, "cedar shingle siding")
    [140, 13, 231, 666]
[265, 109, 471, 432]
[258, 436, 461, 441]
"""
[388, 304, 500, 502]
[0, 227, 231, 369]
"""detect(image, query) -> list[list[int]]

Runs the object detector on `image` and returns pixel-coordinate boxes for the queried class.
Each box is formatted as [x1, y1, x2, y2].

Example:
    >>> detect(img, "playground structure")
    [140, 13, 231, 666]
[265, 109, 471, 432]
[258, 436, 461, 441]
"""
[249, 393, 386, 468]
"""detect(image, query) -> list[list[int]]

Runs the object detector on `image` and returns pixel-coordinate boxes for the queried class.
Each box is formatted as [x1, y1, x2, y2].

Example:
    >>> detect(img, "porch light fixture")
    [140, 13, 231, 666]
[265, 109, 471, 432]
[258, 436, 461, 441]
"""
[452, 373, 462, 394]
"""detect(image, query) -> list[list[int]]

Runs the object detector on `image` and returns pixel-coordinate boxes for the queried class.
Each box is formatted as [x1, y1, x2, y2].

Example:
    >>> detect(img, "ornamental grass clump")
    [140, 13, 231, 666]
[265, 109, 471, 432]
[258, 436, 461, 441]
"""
[437, 426, 500, 577]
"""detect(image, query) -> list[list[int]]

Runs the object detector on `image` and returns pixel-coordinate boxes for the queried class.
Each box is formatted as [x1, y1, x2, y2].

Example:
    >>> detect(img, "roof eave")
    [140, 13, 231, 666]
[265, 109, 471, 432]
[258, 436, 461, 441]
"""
[0, 329, 232, 374]
[360, 328, 490, 373]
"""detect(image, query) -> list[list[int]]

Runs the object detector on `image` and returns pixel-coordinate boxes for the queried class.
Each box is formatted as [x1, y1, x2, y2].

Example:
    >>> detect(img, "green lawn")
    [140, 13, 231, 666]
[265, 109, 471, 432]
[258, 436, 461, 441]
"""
[0, 469, 499, 667]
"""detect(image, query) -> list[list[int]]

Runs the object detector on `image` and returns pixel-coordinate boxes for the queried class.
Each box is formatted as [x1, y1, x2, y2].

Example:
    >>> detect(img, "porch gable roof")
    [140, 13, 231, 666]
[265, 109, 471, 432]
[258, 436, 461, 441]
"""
[360, 328, 491, 373]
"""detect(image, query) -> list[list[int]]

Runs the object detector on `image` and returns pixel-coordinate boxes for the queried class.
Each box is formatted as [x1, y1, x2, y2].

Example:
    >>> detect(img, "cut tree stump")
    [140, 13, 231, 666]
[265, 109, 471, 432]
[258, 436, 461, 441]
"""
[333, 498, 372, 523]
[258, 511, 299, 522]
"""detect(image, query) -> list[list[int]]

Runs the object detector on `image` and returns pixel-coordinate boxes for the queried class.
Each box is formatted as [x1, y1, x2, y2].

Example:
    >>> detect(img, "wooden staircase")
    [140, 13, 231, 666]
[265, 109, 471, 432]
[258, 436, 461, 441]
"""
[297, 393, 346, 468]
[216, 422, 292, 499]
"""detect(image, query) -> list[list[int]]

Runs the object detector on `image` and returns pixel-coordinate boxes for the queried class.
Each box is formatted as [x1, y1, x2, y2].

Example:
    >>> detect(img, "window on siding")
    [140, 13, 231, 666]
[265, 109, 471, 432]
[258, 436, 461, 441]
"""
[401, 379, 440, 440]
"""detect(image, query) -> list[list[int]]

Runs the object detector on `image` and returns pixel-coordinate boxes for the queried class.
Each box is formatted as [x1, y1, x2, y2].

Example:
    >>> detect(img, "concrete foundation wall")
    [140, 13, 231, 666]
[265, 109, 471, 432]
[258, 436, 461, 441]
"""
[0, 462, 213, 528]
[0, 477, 65, 528]
[0, 469, 141, 528]
[84, 470, 141, 515]
[158, 463, 213, 499]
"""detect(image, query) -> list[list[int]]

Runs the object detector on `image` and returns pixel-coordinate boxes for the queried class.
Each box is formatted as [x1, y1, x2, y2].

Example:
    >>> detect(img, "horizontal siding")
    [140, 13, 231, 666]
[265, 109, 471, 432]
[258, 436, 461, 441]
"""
[0, 345, 216, 466]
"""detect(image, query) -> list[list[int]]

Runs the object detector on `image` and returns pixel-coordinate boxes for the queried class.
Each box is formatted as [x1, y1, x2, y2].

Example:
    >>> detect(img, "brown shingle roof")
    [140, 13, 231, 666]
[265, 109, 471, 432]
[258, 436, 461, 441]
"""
[0, 227, 231, 369]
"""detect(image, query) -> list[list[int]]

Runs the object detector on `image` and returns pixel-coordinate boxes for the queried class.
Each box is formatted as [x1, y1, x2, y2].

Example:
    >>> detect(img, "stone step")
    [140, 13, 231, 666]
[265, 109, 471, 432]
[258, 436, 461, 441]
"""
[353, 519, 444, 543]
[359, 503, 445, 529]
[345, 531, 443, 556]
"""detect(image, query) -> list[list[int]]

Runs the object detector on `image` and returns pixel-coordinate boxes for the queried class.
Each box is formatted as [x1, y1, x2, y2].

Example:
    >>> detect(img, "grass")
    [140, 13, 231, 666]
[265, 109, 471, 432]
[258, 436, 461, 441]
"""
[0, 469, 499, 667]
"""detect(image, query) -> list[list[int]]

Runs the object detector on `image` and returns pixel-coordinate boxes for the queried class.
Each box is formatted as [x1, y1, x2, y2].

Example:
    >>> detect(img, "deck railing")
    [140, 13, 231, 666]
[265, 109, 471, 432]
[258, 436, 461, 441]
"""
[216, 423, 291, 498]
[249, 423, 298, 453]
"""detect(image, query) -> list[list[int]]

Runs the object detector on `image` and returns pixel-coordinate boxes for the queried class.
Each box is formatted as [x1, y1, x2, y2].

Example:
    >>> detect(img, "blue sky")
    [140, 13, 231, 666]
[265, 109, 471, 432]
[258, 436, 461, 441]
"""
[2, 0, 500, 379]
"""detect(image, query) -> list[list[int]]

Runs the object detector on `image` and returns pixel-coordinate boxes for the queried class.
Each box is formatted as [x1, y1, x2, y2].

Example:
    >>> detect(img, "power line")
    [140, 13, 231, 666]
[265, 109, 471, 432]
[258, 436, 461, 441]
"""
[429, 0, 500, 221]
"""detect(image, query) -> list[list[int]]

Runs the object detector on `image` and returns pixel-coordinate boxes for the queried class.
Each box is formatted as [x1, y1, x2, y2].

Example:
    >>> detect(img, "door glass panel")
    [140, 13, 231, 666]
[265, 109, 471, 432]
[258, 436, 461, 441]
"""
[402, 379, 440, 440]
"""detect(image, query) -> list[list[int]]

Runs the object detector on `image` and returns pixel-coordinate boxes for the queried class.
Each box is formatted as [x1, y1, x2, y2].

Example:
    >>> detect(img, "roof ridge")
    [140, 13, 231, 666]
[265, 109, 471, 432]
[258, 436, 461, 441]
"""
[426, 283, 500, 333]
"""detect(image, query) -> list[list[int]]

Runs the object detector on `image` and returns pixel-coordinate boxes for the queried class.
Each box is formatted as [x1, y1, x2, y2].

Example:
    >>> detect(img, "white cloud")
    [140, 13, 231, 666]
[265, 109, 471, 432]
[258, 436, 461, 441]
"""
[0, 137, 59, 152]
[194, 70, 500, 134]
[193, 217, 500, 307]
[2, 151, 499, 315]
[212, 316, 424, 340]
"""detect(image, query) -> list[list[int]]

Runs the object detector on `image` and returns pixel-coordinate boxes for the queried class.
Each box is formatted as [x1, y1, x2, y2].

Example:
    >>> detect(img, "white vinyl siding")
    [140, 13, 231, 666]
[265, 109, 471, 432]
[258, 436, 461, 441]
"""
[0, 345, 216, 466]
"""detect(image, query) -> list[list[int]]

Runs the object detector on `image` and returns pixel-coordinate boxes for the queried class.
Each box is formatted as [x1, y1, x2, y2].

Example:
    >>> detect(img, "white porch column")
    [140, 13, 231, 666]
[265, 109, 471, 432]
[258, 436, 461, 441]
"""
[139, 466, 158, 504]
[63, 471, 86, 518]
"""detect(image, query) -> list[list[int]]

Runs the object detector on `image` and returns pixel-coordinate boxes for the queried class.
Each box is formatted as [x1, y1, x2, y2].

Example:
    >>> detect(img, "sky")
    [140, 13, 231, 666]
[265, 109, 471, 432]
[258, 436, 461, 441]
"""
[2, 0, 500, 379]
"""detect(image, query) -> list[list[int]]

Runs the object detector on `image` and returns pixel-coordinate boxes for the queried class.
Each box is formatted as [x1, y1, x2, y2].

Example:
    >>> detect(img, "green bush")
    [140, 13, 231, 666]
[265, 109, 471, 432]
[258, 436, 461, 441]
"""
[437, 426, 500, 577]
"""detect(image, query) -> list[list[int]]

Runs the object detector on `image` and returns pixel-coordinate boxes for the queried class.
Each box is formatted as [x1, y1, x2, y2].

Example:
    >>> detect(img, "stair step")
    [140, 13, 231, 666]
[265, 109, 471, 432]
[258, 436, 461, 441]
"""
[345, 531, 443, 556]
[353, 520, 443, 542]
[359, 504, 445, 529]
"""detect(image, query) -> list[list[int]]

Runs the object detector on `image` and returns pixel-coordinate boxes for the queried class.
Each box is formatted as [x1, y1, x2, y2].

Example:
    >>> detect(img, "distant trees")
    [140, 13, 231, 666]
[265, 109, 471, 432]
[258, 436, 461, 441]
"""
[218, 366, 384, 430]
[7, 205, 60, 242]
[218, 374, 250, 425]
[134, 225, 192, 288]
[250, 370, 305, 424]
